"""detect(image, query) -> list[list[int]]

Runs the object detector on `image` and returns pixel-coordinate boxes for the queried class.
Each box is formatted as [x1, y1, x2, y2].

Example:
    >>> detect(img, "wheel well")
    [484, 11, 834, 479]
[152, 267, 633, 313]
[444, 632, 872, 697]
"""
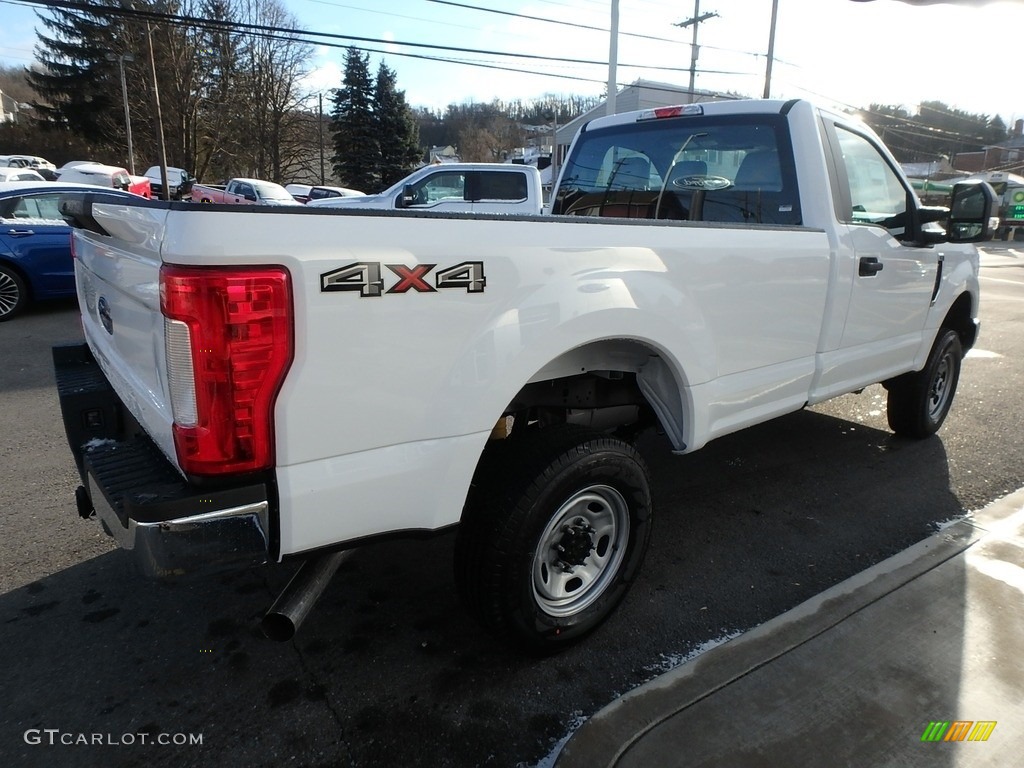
[498, 340, 680, 441]
[942, 292, 976, 350]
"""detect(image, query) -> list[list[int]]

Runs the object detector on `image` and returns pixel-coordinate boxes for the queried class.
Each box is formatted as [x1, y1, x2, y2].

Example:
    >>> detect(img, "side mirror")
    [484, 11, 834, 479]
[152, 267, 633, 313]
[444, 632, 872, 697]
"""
[946, 180, 999, 243]
[398, 184, 416, 208]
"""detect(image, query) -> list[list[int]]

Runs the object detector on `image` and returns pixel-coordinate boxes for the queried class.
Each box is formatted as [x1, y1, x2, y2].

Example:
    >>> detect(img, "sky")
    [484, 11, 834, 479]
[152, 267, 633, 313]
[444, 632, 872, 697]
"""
[0, 0, 1021, 125]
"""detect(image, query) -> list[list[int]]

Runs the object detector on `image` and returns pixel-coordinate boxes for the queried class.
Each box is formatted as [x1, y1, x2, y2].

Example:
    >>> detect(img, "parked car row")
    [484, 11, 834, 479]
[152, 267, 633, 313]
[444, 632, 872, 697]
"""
[3, 153, 358, 206]
[2, 156, 156, 197]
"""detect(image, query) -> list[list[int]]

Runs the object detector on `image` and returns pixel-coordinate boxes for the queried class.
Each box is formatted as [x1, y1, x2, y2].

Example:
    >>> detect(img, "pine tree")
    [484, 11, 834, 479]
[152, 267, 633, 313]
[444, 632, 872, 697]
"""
[374, 62, 421, 187]
[330, 47, 379, 191]
[28, 0, 127, 147]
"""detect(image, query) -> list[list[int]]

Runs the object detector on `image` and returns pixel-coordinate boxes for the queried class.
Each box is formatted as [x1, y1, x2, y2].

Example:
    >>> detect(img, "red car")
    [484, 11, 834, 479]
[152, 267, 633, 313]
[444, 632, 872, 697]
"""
[56, 163, 151, 198]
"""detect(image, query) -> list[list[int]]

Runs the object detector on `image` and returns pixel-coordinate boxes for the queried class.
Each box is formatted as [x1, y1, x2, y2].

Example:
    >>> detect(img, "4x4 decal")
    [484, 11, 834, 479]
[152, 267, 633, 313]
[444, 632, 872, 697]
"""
[321, 261, 486, 297]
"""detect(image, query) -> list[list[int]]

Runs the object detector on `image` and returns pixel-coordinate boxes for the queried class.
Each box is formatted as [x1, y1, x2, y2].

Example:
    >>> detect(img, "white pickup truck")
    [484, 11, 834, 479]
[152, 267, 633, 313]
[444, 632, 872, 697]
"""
[305, 162, 544, 214]
[53, 99, 997, 650]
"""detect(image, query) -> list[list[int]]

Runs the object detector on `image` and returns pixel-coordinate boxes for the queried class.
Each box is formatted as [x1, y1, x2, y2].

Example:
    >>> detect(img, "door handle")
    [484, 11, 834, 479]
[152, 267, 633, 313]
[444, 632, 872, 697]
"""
[6, 229, 35, 237]
[859, 256, 884, 276]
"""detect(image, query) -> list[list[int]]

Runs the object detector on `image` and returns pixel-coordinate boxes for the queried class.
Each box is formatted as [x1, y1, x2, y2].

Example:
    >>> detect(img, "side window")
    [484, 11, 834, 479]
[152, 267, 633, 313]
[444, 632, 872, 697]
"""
[410, 172, 465, 205]
[833, 126, 910, 238]
[1, 194, 65, 224]
[474, 172, 528, 201]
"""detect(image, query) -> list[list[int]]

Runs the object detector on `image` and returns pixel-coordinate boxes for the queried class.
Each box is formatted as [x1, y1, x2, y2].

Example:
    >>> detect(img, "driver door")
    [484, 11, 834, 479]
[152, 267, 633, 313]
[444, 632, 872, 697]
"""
[829, 122, 938, 372]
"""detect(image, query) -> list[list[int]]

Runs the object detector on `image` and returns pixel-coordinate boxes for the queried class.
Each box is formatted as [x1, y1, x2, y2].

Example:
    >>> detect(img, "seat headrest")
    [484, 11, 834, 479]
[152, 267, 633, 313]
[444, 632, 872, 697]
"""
[612, 156, 651, 189]
[735, 150, 782, 191]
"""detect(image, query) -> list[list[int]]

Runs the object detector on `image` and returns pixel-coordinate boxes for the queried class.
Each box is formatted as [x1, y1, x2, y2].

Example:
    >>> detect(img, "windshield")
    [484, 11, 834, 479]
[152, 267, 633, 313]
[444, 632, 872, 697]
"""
[252, 181, 291, 200]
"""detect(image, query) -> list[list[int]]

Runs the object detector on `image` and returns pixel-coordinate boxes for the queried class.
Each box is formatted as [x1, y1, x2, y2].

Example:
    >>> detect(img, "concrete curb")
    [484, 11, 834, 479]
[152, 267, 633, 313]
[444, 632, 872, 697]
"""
[554, 486, 1024, 768]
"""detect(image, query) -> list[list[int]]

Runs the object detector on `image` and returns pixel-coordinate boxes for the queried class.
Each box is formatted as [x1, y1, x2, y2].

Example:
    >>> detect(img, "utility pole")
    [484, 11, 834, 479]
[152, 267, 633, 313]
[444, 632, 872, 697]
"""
[763, 0, 780, 99]
[318, 92, 325, 185]
[106, 52, 135, 174]
[675, 1, 718, 101]
[146, 18, 170, 200]
[122, 0, 169, 198]
[607, 0, 618, 115]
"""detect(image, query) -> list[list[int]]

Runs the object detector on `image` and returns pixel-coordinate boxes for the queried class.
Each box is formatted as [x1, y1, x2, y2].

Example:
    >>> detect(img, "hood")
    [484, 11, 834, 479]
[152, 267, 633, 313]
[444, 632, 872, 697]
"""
[306, 194, 388, 209]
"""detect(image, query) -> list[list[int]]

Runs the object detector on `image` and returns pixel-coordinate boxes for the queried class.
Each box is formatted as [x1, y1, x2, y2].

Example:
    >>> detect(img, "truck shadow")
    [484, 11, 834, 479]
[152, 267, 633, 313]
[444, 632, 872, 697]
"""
[1, 405, 966, 768]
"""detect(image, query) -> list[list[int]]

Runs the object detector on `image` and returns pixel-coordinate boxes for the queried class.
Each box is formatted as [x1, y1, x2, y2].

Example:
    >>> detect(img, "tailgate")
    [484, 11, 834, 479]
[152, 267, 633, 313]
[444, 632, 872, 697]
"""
[68, 197, 180, 470]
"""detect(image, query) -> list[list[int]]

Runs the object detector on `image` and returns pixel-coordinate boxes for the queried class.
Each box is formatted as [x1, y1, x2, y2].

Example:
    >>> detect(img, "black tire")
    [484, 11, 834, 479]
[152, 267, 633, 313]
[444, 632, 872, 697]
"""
[0, 264, 28, 322]
[455, 424, 653, 651]
[886, 329, 963, 438]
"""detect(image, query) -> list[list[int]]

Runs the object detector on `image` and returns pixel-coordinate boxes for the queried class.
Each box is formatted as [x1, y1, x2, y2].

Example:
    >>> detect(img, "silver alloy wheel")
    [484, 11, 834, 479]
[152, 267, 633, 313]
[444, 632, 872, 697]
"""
[0, 270, 21, 317]
[532, 484, 630, 618]
[928, 350, 955, 420]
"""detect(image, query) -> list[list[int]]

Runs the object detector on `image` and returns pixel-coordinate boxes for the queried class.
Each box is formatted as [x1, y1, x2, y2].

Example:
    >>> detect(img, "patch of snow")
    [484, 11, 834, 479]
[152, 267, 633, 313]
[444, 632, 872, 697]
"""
[84, 438, 117, 450]
[640, 629, 743, 679]
[524, 710, 587, 768]
[527, 629, 744, 767]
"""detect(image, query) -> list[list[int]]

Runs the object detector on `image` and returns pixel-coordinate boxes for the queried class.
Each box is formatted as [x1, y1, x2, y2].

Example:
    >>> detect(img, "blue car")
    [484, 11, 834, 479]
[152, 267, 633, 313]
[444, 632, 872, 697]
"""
[0, 182, 135, 321]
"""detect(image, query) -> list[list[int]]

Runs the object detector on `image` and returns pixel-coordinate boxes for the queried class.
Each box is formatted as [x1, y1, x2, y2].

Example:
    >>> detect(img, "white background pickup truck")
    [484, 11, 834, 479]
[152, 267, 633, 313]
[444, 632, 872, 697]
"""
[305, 161, 544, 214]
[54, 99, 996, 651]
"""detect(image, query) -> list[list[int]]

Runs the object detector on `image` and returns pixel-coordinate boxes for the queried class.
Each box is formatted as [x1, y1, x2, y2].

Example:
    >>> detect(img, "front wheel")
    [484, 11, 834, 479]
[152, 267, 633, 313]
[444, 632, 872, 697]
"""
[455, 425, 652, 651]
[886, 329, 963, 438]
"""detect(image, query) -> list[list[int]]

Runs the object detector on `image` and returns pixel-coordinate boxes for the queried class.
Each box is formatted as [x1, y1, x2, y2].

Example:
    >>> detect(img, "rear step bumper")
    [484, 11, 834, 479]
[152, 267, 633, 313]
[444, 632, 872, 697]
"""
[53, 343, 272, 578]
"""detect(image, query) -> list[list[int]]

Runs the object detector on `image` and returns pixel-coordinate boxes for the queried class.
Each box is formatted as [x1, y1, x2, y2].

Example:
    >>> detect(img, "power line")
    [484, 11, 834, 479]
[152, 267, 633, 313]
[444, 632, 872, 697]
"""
[10, 0, 738, 76]
[426, 0, 779, 60]
[301, 0, 509, 40]
[3, 0, 754, 98]
[426, 0, 687, 45]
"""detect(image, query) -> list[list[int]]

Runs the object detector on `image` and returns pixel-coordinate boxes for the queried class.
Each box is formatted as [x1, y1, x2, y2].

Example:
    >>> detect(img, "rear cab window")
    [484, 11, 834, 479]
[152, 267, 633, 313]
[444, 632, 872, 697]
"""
[471, 171, 528, 202]
[309, 188, 340, 201]
[552, 113, 802, 226]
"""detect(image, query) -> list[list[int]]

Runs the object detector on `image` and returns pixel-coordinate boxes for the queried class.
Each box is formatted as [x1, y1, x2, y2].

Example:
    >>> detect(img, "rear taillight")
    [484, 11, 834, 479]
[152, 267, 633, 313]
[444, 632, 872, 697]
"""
[160, 264, 293, 476]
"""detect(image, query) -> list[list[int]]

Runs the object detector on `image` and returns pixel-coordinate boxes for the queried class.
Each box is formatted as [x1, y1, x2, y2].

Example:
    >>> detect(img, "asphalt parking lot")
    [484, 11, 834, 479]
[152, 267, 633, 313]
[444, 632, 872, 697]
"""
[1, 244, 1022, 767]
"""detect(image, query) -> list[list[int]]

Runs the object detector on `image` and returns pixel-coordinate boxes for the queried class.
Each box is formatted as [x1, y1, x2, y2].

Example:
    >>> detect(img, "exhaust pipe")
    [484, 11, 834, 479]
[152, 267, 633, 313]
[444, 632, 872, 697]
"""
[262, 550, 349, 641]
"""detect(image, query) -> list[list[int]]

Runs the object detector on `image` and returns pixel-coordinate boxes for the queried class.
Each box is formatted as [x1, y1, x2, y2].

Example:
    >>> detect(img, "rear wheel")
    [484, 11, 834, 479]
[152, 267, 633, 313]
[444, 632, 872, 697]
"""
[886, 329, 963, 438]
[0, 264, 28, 321]
[455, 425, 653, 650]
